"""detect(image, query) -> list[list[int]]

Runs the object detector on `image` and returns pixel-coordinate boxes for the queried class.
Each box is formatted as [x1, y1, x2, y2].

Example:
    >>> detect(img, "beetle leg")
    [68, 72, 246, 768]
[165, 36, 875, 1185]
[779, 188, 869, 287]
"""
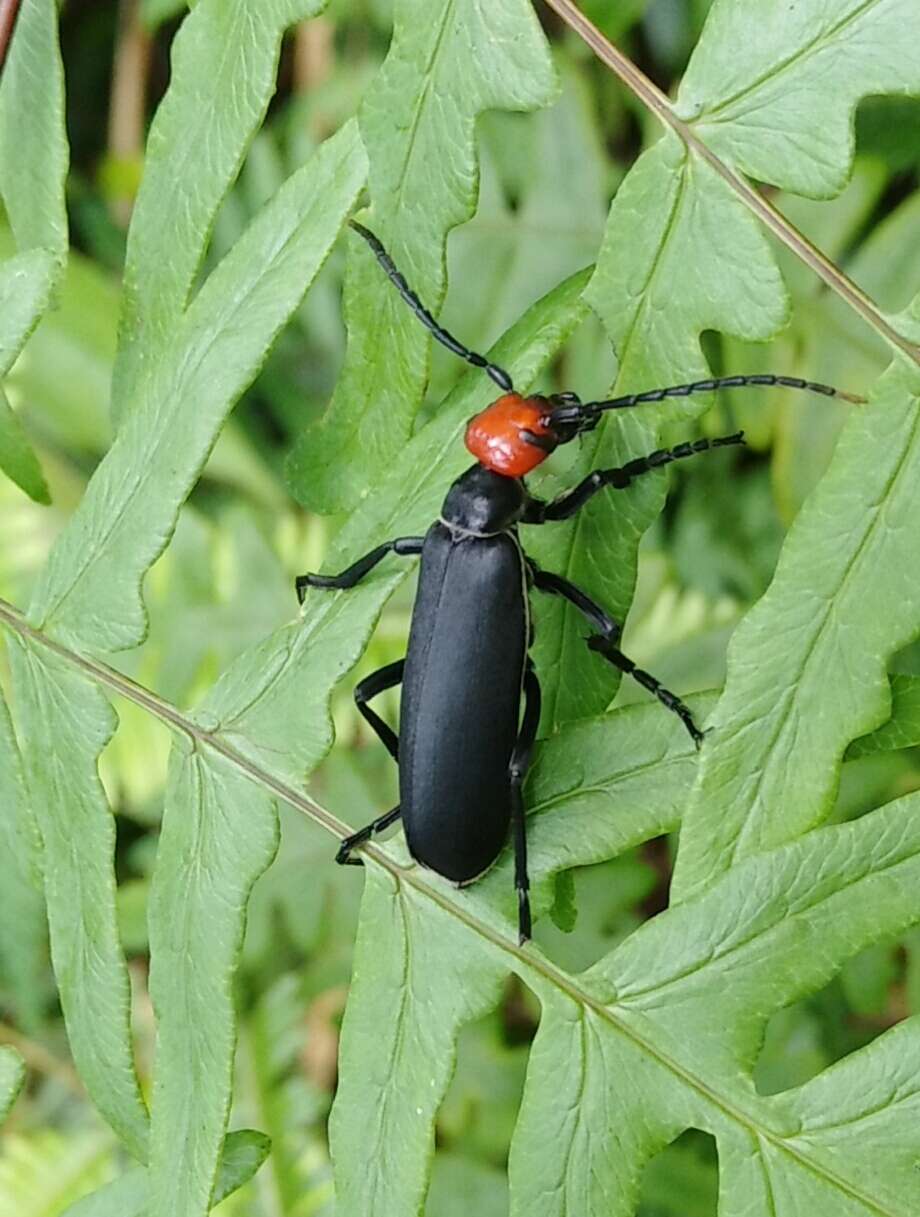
[522, 433, 744, 523]
[527, 566, 621, 644]
[587, 637, 704, 749]
[296, 536, 424, 601]
[354, 659, 404, 762]
[509, 662, 541, 945]
[529, 566, 703, 748]
[336, 805, 402, 867]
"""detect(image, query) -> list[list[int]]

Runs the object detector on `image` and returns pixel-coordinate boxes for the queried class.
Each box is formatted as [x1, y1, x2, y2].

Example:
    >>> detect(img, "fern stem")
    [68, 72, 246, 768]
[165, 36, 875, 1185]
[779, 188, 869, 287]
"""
[0, 596, 349, 844]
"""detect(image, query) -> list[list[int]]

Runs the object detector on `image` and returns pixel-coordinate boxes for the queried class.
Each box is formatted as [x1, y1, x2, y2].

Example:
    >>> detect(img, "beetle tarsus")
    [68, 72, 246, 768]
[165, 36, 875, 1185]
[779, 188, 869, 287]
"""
[518, 889, 532, 946]
[335, 805, 402, 867]
[587, 635, 703, 746]
[335, 835, 364, 866]
[296, 537, 424, 598]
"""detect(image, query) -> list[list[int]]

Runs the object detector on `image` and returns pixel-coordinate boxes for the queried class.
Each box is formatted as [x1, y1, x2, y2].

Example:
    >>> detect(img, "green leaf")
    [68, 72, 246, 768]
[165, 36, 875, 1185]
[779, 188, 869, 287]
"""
[673, 361, 920, 901]
[0, 8, 61, 518]
[848, 674, 920, 758]
[0, 0, 68, 257]
[0, 226, 285, 509]
[531, 0, 920, 733]
[0, 249, 57, 376]
[331, 696, 710, 1213]
[0, 250, 53, 498]
[0, 1047, 24, 1127]
[60, 1130, 271, 1217]
[676, 0, 920, 197]
[0, 676, 46, 1031]
[145, 747, 280, 1217]
[0, 389, 50, 504]
[143, 268, 588, 1217]
[330, 871, 508, 1217]
[112, 0, 328, 422]
[763, 165, 901, 519]
[507, 795, 920, 1216]
[28, 120, 367, 652]
[429, 64, 608, 403]
[286, 0, 557, 512]
[528, 131, 786, 729]
[6, 638, 150, 1162]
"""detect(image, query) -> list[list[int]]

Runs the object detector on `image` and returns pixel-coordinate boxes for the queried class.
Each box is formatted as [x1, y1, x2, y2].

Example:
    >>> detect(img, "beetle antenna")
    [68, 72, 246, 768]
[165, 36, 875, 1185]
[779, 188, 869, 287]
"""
[349, 220, 514, 393]
[549, 374, 865, 431]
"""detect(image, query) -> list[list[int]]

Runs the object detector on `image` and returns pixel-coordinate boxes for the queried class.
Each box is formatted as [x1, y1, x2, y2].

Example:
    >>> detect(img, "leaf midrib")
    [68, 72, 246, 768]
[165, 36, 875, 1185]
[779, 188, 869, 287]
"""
[726, 399, 920, 870]
[326, 0, 458, 466]
[0, 593, 904, 1217]
[690, 0, 883, 126]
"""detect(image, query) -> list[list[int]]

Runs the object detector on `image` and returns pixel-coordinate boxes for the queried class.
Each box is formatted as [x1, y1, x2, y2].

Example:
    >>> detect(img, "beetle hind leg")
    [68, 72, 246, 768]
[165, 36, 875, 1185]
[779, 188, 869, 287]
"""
[509, 662, 541, 945]
[587, 636, 703, 748]
[335, 805, 402, 866]
[530, 565, 703, 748]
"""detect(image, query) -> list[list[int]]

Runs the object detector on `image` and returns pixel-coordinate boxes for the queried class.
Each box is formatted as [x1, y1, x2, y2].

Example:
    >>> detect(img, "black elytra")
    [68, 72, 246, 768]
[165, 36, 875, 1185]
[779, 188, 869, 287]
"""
[296, 220, 860, 944]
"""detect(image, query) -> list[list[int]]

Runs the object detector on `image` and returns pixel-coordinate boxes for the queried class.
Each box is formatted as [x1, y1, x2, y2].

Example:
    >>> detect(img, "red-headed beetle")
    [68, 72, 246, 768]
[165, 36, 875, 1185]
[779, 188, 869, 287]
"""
[297, 220, 859, 943]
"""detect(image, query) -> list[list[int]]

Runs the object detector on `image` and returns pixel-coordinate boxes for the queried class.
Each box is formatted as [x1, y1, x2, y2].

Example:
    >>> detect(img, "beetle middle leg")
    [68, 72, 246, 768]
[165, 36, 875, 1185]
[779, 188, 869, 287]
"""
[509, 661, 541, 945]
[530, 567, 703, 748]
[355, 659, 404, 762]
[333, 660, 405, 867]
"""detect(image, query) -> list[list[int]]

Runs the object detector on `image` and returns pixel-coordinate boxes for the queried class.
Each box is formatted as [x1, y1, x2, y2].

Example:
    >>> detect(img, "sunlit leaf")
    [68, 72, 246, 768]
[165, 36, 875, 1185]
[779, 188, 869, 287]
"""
[674, 362, 920, 900]
[112, 0, 329, 421]
[0, 677, 46, 1031]
[29, 121, 366, 651]
[286, 0, 557, 511]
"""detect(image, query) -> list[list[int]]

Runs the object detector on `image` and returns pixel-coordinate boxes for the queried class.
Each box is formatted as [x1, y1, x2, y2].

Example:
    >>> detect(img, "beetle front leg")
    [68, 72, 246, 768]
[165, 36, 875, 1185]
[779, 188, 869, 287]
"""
[509, 661, 541, 945]
[296, 535, 425, 601]
[523, 433, 744, 523]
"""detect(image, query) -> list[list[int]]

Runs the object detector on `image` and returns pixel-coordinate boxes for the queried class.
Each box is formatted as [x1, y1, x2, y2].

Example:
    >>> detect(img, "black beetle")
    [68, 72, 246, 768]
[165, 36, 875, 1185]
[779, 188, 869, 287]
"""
[297, 220, 858, 943]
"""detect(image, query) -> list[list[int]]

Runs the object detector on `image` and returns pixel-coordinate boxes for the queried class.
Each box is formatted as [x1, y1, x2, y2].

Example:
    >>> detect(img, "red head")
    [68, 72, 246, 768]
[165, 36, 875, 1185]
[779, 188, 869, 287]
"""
[465, 393, 561, 478]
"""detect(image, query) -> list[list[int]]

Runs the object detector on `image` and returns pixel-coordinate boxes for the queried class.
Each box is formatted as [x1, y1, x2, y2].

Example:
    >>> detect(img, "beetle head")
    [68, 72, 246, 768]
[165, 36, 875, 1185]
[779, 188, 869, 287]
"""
[464, 392, 584, 478]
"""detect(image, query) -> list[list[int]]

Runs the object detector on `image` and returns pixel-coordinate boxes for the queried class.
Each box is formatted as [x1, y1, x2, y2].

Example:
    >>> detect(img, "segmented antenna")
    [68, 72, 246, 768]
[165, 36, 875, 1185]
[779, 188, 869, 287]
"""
[550, 374, 865, 430]
[349, 220, 514, 393]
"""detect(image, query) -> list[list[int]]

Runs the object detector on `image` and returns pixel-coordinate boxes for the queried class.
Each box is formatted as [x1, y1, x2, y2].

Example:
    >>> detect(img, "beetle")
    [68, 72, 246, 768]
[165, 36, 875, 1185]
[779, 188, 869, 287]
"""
[297, 220, 860, 943]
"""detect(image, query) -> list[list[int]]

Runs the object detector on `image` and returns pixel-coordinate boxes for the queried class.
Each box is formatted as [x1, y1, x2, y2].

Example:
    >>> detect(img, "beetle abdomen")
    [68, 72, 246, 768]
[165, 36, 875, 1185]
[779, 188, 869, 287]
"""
[399, 524, 528, 883]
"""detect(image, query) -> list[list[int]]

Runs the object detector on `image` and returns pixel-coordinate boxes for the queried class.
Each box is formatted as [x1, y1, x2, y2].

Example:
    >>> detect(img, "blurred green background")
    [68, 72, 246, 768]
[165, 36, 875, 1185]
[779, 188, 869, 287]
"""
[2, 1, 920, 1213]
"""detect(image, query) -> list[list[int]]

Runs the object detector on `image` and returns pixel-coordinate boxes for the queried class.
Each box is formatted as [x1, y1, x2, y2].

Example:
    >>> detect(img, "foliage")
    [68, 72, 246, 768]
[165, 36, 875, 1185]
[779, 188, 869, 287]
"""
[1, 1, 920, 1216]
